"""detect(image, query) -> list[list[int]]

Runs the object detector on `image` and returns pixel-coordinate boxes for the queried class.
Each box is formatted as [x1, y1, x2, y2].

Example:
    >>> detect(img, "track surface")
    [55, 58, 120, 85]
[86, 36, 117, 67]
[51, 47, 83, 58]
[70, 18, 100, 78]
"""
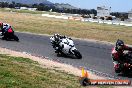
[0, 32, 132, 80]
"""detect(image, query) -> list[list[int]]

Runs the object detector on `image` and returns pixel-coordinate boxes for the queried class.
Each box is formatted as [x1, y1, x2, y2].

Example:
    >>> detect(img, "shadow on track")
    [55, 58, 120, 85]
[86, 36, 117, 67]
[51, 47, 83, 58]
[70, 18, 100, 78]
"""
[56, 53, 82, 59]
[118, 73, 132, 78]
[0, 38, 19, 42]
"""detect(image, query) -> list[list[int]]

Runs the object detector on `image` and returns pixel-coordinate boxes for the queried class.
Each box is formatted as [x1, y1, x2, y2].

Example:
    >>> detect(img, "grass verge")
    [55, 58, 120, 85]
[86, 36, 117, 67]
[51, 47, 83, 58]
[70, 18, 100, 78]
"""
[0, 54, 86, 88]
[0, 53, 114, 88]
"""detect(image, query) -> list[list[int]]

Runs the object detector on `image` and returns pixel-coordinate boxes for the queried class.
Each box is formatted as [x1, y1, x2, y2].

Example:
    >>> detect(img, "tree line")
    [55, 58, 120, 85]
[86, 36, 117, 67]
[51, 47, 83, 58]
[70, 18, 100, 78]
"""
[0, 1, 97, 15]
[0, 1, 129, 19]
[111, 12, 128, 21]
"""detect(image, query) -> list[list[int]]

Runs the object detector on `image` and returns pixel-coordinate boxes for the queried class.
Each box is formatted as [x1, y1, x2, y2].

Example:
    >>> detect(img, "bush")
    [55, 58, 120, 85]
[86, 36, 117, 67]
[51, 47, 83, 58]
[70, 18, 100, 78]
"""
[106, 16, 112, 20]
[120, 17, 124, 21]
[100, 17, 104, 20]
[93, 16, 97, 19]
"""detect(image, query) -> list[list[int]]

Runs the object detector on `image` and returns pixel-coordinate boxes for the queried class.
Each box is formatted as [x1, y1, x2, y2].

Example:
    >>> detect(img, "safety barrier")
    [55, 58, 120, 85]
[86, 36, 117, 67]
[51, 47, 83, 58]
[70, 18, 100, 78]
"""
[42, 14, 132, 26]
[82, 18, 132, 27]
[42, 14, 68, 19]
[42, 14, 82, 21]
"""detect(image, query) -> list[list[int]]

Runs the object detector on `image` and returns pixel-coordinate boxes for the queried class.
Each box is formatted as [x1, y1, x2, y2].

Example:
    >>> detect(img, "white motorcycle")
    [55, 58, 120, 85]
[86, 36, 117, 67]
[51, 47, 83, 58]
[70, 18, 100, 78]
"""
[50, 37, 82, 59]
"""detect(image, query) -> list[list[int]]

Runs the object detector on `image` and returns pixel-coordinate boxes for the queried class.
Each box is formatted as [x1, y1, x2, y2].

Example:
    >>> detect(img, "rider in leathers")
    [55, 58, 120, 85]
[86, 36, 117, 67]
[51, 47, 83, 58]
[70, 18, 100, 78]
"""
[51, 34, 67, 53]
[111, 39, 132, 73]
[0, 22, 14, 40]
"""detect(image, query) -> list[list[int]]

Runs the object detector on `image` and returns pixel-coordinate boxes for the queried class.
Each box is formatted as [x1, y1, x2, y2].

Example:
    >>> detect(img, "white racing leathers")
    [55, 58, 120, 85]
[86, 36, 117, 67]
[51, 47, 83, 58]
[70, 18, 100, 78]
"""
[50, 37, 82, 59]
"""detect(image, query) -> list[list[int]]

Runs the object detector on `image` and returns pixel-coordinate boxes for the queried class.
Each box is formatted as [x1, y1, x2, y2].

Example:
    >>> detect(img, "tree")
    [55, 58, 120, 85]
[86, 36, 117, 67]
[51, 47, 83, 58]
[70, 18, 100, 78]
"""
[100, 17, 104, 20]
[106, 16, 112, 20]
[0, 2, 9, 8]
[90, 9, 97, 15]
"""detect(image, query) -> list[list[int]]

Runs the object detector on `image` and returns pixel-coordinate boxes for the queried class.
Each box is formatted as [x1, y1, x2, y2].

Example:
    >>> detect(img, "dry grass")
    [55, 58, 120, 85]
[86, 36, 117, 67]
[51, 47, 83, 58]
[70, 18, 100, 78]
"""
[0, 11, 132, 44]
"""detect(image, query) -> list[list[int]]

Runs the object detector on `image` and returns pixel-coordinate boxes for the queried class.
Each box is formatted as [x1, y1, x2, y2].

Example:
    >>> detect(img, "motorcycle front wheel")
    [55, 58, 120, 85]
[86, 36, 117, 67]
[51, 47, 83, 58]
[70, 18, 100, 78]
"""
[13, 34, 19, 42]
[73, 49, 82, 59]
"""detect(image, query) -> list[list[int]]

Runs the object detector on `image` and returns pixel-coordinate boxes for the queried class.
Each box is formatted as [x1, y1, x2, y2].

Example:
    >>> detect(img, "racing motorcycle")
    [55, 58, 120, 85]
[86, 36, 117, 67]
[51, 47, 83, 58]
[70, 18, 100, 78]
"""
[50, 36, 82, 59]
[114, 51, 132, 75]
[0, 28, 19, 41]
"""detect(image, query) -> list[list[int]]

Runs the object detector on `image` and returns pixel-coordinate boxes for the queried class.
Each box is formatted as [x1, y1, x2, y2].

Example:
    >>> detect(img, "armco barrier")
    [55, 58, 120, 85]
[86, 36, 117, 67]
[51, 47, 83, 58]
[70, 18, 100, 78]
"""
[42, 14, 83, 21]
[42, 14, 68, 19]
[82, 18, 132, 27]
[42, 14, 132, 27]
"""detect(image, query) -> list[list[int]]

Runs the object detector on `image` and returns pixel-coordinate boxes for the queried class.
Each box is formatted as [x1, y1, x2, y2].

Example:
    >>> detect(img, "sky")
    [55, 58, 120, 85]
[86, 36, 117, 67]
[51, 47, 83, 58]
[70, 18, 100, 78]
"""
[48, 0, 132, 12]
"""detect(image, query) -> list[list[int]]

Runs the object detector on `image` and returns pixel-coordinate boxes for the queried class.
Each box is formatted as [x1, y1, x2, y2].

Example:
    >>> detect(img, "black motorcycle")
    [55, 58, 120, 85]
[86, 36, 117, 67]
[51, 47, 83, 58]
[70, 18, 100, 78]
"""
[1, 28, 19, 42]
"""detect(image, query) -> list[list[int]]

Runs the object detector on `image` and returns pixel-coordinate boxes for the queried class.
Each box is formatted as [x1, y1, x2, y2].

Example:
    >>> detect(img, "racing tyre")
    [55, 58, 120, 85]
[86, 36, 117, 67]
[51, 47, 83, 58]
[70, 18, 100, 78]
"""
[73, 50, 82, 59]
[13, 34, 19, 42]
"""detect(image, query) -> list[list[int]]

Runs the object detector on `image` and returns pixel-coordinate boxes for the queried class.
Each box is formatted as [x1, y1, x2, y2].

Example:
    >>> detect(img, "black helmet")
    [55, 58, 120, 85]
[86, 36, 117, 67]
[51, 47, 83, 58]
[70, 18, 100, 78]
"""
[116, 39, 124, 51]
[54, 33, 60, 41]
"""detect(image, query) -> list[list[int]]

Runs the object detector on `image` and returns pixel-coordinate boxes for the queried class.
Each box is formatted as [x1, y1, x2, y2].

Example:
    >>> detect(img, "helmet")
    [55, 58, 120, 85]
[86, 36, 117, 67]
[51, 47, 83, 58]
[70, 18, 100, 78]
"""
[116, 39, 124, 51]
[54, 33, 60, 41]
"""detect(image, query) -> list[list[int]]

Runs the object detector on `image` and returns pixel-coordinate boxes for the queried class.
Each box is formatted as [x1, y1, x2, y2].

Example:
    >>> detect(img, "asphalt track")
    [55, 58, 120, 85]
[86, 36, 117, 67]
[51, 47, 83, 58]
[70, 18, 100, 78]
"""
[0, 32, 132, 80]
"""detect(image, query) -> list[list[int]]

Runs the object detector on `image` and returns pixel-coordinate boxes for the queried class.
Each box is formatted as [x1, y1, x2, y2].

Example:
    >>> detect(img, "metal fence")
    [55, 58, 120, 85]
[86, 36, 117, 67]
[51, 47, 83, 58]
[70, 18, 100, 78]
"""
[82, 18, 132, 27]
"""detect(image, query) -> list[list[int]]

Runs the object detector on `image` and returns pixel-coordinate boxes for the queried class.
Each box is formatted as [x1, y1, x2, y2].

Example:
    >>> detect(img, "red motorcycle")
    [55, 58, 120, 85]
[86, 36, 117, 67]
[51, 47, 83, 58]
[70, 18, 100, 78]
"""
[0, 28, 19, 41]
[114, 51, 132, 75]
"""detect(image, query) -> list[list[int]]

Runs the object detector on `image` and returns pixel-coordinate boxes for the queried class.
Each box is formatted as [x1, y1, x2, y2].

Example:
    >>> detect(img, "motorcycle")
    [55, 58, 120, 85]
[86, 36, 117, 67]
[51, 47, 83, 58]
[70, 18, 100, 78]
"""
[50, 36, 82, 59]
[0, 28, 19, 42]
[114, 51, 132, 75]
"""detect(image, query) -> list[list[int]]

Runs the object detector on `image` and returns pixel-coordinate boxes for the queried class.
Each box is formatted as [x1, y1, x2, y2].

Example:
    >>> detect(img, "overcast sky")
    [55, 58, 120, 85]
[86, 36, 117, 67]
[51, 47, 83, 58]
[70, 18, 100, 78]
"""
[48, 0, 132, 12]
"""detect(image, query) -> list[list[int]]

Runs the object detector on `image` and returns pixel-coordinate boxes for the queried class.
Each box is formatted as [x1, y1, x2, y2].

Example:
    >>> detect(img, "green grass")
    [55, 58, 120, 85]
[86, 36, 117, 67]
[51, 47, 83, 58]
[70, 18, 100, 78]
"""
[0, 10, 132, 45]
[0, 54, 86, 88]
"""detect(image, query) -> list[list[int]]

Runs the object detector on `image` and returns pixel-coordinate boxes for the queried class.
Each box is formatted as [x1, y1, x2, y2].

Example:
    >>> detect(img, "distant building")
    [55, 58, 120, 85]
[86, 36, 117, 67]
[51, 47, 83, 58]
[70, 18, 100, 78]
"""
[15, 7, 20, 9]
[97, 6, 111, 18]
[18, 7, 37, 11]
[128, 9, 132, 19]
[28, 8, 37, 11]
[20, 7, 28, 10]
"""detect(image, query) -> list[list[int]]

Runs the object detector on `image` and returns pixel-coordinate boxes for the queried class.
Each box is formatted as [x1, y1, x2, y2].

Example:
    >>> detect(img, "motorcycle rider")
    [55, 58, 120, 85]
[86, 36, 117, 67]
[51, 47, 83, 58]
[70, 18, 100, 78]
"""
[51, 33, 70, 53]
[0, 22, 14, 40]
[111, 39, 132, 73]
